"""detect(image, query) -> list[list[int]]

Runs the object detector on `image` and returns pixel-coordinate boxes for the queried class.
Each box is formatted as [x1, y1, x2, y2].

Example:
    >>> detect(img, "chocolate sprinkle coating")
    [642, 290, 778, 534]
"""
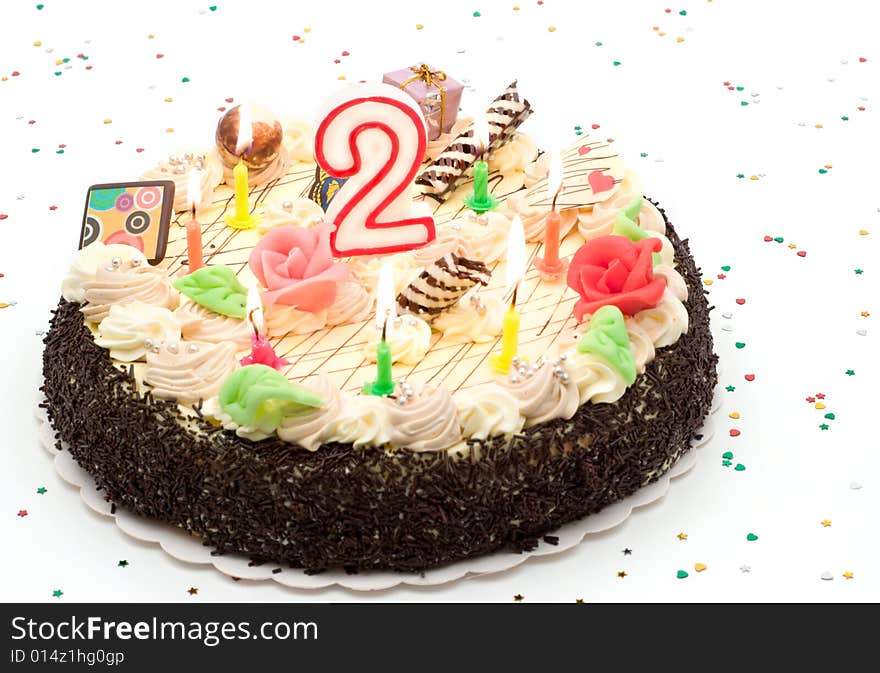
[41, 206, 717, 574]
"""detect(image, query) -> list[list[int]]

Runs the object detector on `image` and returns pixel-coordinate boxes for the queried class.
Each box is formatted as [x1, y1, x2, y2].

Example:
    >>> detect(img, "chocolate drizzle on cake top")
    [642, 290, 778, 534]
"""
[41, 207, 717, 574]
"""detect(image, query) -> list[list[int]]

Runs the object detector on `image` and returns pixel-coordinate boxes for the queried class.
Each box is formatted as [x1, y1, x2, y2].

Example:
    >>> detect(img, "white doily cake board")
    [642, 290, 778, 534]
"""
[35, 382, 720, 592]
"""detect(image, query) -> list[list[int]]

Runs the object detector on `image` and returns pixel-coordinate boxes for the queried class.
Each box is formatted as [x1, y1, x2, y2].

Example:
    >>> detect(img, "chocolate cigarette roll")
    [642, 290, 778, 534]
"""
[416, 81, 533, 197]
[397, 253, 491, 317]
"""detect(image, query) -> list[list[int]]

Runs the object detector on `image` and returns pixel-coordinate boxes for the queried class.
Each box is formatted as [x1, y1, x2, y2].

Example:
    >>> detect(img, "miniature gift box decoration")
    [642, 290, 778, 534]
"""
[382, 64, 463, 140]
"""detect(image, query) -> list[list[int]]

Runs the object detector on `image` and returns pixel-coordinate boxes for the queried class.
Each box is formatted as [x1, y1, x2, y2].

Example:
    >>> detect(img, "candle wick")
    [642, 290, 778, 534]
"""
[551, 190, 559, 212]
[511, 283, 518, 309]
[381, 317, 387, 343]
[249, 308, 260, 338]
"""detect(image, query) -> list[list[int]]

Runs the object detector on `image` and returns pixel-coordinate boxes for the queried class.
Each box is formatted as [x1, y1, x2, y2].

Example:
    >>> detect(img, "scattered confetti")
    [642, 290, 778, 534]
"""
[676, 570, 689, 579]
[820, 520, 831, 527]
[17, 510, 28, 517]
[694, 563, 707, 572]
[52, 589, 63, 598]
[513, 593, 524, 601]
[746, 533, 759, 542]
[118, 560, 129, 567]
[843, 571, 854, 579]
[740, 565, 751, 573]
[36, 487, 46, 494]
[677, 532, 688, 541]
[617, 571, 627, 578]
[187, 587, 198, 595]
[622, 548, 632, 555]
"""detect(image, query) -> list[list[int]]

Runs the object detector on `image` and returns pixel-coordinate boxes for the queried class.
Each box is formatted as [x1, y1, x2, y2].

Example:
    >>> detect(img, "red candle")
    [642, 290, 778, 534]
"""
[186, 170, 204, 272]
[239, 287, 289, 370]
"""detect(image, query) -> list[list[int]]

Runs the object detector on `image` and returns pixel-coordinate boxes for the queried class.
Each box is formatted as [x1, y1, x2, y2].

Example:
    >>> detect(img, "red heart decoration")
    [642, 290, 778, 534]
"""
[858, 106, 865, 111]
[155, 54, 164, 59]
[342, 50, 350, 56]
[28, 120, 35, 125]
[730, 429, 741, 437]
[744, 374, 755, 382]
[588, 170, 615, 194]
[591, 123, 600, 130]
[797, 250, 806, 257]
[735, 298, 746, 305]
[334, 59, 341, 64]
[859, 57, 867, 62]
[135, 148, 144, 153]
[578, 145, 591, 155]
[225, 97, 233, 103]
[763, 235, 773, 242]
[114, 140, 122, 145]
[217, 106, 226, 111]
[0, 214, 8, 220]
[723, 81, 731, 86]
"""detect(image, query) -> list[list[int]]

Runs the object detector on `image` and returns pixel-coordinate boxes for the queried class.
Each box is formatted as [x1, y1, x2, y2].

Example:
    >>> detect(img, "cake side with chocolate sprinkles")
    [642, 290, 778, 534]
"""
[41, 212, 717, 573]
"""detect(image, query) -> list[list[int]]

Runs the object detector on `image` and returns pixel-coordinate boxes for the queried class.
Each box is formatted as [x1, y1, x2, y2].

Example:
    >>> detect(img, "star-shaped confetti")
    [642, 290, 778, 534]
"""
[845, 370, 855, 376]
[513, 594, 524, 602]
[36, 487, 47, 494]
[187, 587, 198, 595]
[575, 598, 585, 603]
[854, 269, 863, 275]
[820, 423, 829, 430]
[118, 560, 129, 567]
[820, 520, 831, 527]
[52, 589, 63, 598]
[677, 532, 688, 541]
[861, 311, 871, 317]
[726, 385, 736, 392]
[617, 570, 627, 578]
[843, 571, 854, 579]
[622, 548, 632, 555]
[17, 510, 28, 517]
[740, 565, 751, 573]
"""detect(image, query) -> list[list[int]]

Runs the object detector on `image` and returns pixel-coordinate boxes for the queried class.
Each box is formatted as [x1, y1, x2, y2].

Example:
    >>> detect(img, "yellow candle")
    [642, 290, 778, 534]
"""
[491, 296, 520, 374]
[233, 157, 250, 221]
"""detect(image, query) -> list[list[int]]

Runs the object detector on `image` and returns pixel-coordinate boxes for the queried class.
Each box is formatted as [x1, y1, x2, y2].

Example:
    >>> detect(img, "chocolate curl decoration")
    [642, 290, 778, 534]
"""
[400, 64, 448, 132]
[396, 253, 491, 318]
[416, 80, 533, 198]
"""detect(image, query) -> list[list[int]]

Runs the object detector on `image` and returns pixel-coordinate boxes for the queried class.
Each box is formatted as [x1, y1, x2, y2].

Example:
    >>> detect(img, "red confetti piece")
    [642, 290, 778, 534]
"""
[727, 86, 734, 90]
[17, 510, 28, 517]
[0, 214, 7, 220]
[763, 235, 773, 241]
[334, 59, 341, 64]
[135, 148, 144, 153]
[225, 97, 233, 103]
[723, 81, 731, 86]
[797, 250, 806, 257]
[729, 429, 741, 437]
[816, 393, 825, 399]
[155, 53, 164, 59]
[217, 107, 226, 111]
[11, 71, 20, 76]
[591, 123, 600, 129]
[859, 57, 867, 62]
[744, 374, 755, 382]
[735, 298, 746, 305]
[857, 106, 865, 111]
[49, 205, 57, 211]
[342, 50, 350, 56]
[292, 35, 301, 41]
[114, 140, 122, 145]
[717, 273, 727, 279]
[85, 66, 92, 70]
[28, 120, 36, 125]
[665, 8, 672, 13]
[806, 396, 815, 403]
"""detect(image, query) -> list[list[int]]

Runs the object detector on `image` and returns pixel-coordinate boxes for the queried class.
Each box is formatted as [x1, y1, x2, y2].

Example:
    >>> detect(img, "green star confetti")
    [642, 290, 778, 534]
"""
[845, 369, 855, 376]
[36, 487, 46, 494]
[726, 385, 736, 392]
[52, 589, 62, 598]
[118, 560, 129, 567]
[854, 269, 863, 275]
[819, 423, 829, 430]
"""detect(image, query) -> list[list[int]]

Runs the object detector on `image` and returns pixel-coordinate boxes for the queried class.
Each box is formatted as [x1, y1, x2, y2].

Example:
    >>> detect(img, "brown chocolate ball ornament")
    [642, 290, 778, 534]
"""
[215, 104, 283, 171]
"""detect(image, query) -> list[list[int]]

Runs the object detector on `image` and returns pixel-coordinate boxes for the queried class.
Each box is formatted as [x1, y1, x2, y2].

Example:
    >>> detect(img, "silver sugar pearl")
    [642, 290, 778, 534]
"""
[143, 337, 154, 349]
[560, 373, 570, 384]
[151, 344, 160, 353]
[509, 374, 520, 384]
[187, 344, 199, 353]
[130, 256, 143, 267]
[183, 152, 194, 162]
[396, 395, 408, 406]
[554, 366, 565, 376]
[168, 154, 181, 165]
[559, 353, 568, 362]
[511, 355, 521, 366]
[281, 200, 294, 212]
[398, 376, 407, 385]
[517, 366, 527, 376]
[166, 343, 179, 354]
[111, 256, 122, 267]
[172, 164, 186, 174]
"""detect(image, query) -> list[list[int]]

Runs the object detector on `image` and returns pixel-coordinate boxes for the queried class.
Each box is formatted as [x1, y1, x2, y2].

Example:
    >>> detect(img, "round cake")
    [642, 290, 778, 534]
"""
[41, 89, 717, 573]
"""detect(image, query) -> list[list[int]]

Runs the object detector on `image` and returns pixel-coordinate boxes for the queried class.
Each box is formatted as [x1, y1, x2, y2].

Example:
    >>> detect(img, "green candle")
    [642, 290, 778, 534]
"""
[364, 328, 395, 396]
[363, 261, 396, 396]
[464, 158, 499, 214]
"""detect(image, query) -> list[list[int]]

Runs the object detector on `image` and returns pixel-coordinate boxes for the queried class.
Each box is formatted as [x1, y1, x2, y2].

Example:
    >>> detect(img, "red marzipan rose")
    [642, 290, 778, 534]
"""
[249, 223, 349, 312]
[567, 235, 666, 322]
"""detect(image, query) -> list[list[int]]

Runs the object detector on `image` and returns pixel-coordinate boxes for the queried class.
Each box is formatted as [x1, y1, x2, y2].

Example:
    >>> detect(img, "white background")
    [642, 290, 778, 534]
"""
[0, 0, 877, 602]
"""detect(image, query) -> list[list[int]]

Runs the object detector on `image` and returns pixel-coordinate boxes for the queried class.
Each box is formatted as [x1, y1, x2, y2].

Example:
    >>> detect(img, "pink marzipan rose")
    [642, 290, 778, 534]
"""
[249, 223, 349, 312]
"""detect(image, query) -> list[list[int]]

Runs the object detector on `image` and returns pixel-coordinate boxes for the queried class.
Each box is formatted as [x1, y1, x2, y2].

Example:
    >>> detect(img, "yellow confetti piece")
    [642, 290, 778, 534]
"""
[703, 278, 713, 286]
[676, 36, 685, 42]
[658, 31, 666, 37]
[788, 243, 797, 249]
[548, 26, 557, 32]
[729, 411, 740, 419]
[815, 123, 823, 128]
[677, 532, 688, 540]
[1, 77, 7, 82]
[820, 519, 832, 527]
[749, 175, 759, 180]
[513, 5, 520, 10]
[815, 402, 826, 410]
[165, 127, 174, 132]
[861, 311, 871, 317]
[337, 75, 346, 80]
[824, 164, 833, 169]
[103, 118, 112, 124]
[164, 97, 173, 102]
[303, 27, 311, 32]
[148, 34, 155, 39]
[55, 58, 63, 65]
[859, 229, 869, 236]
[415, 23, 424, 30]
[33, 40, 42, 46]
[0, 303, 9, 309]
[694, 563, 707, 572]
[653, 26, 659, 31]
[843, 571, 854, 579]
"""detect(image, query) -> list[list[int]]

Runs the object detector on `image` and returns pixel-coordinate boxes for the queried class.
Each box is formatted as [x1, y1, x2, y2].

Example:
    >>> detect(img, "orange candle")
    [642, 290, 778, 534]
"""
[534, 149, 567, 279]
[186, 170, 204, 272]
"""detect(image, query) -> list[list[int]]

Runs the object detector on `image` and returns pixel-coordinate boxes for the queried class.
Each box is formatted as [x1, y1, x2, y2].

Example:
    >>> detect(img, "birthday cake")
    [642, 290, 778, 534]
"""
[41, 78, 717, 573]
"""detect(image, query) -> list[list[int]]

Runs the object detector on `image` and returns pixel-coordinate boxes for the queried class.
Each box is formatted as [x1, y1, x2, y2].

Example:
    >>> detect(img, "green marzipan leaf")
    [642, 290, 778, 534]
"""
[219, 364, 323, 428]
[173, 266, 248, 319]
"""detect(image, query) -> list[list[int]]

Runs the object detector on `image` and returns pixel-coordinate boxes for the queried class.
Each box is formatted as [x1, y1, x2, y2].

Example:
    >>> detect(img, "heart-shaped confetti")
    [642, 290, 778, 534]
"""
[744, 374, 755, 381]
[578, 145, 591, 155]
[721, 265, 731, 271]
[734, 464, 746, 471]
[774, 237, 784, 243]
[746, 533, 758, 541]
[735, 342, 745, 349]
[815, 402, 826, 409]
[730, 429, 741, 437]
[729, 412, 740, 419]
[587, 170, 615, 193]
[735, 298, 746, 305]
[694, 563, 706, 572]
[676, 570, 688, 579]
[763, 235, 773, 242]
[824, 413, 835, 420]
[722, 451, 734, 459]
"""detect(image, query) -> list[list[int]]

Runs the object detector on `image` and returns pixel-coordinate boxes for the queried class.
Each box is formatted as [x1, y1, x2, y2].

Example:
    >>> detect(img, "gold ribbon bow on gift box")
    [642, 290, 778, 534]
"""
[400, 64, 448, 132]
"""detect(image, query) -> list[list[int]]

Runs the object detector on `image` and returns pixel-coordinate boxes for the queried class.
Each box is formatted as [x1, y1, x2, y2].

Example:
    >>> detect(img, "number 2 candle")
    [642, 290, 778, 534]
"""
[315, 83, 435, 257]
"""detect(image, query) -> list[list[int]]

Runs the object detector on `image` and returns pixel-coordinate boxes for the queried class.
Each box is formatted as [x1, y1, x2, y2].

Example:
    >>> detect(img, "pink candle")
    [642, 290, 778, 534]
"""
[186, 170, 204, 272]
[239, 287, 289, 370]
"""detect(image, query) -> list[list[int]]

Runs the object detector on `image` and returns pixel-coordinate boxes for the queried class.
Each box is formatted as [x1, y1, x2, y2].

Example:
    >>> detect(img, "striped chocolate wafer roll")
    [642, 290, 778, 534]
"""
[397, 253, 492, 317]
[416, 81, 533, 197]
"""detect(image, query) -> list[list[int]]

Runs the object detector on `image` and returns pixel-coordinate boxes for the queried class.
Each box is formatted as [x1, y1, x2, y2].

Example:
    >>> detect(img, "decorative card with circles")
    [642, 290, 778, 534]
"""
[79, 180, 175, 263]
